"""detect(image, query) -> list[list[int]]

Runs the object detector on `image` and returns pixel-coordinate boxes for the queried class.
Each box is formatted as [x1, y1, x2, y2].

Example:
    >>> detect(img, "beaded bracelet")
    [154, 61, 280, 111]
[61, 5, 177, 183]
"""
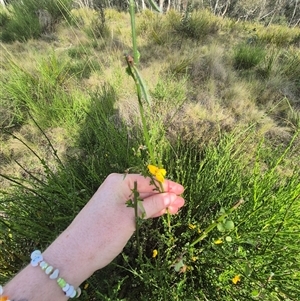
[0, 285, 11, 301]
[30, 250, 81, 298]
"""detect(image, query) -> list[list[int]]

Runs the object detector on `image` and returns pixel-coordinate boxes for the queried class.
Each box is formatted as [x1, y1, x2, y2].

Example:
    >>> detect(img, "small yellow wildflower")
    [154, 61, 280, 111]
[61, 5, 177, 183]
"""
[214, 239, 223, 245]
[84, 283, 89, 290]
[232, 275, 241, 284]
[148, 165, 166, 183]
[191, 256, 198, 262]
[152, 249, 158, 258]
[188, 224, 196, 230]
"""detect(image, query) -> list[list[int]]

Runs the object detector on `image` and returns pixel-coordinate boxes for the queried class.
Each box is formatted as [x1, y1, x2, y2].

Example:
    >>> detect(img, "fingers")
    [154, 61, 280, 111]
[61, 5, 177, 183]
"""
[142, 193, 185, 218]
[124, 174, 185, 196]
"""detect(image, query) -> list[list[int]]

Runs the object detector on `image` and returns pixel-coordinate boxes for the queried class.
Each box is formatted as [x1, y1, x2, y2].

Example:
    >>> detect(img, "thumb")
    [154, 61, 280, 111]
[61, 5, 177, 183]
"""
[141, 193, 178, 219]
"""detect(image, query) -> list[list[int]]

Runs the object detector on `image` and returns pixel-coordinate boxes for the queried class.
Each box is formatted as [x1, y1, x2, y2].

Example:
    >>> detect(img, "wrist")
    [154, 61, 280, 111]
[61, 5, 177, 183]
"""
[30, 250, 81, 298]
[42, 224, 95, 288]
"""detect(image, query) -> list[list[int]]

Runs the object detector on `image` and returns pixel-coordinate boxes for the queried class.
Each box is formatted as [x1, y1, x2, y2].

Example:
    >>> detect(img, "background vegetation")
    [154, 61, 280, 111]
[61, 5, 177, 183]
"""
[0, 0, 299, 300]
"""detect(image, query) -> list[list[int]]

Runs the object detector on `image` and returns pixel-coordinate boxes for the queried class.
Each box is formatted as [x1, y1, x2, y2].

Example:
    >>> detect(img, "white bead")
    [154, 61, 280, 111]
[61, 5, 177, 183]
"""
[45, 266, 54, 275]
[76, 288, 82, 298]
[31, 250, 42, 260]
[65, 285, 75, 297]
[62, 283, 70, 292]
[0, 284, 3, 294]
[49, 268, 59, 279]
[70, 289, 76, 298]
[40, 261, 48, 270]
[76, 287, 81, 298]
[31, 254, 43, 267]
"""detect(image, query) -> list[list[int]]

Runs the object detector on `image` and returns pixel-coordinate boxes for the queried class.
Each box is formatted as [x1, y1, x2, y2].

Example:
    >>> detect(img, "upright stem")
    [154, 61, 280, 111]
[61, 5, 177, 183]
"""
[129, 0, 155, 165]
[133, 181, 142, 260]
[129, 0, 139, 65]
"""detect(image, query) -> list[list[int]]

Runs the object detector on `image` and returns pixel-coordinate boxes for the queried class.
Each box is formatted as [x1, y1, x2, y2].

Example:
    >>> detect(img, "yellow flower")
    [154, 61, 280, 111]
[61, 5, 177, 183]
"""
[148, 165, 166, 183]
[191, 256, 198, 262]
[152, 249, 158, 258]
[188, 224, 196, 230]
[232, 275, 241, 284]
[214, 239, 223, 245]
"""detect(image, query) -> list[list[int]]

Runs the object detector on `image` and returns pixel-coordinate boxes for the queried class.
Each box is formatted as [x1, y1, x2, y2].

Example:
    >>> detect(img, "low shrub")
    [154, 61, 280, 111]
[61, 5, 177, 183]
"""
[174, 9, 220, 40]
[258, 24, 300, 46]
[233, 43, 266, 70]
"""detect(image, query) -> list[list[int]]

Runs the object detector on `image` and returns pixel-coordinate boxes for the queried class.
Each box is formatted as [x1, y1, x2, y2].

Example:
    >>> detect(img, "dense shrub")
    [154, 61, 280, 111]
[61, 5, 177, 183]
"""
[234, 43, 266, 70]
[174, 9, 220, 40]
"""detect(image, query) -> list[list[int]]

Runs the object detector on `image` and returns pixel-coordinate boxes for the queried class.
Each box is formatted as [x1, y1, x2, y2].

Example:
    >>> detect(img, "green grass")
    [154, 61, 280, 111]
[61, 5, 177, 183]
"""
[233, 43, 266, 70]
[0, 4, 300, 301]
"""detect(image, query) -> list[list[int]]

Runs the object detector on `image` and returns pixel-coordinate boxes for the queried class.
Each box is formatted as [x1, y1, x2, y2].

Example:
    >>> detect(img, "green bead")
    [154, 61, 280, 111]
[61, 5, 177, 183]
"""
[57, 277, 67, 288]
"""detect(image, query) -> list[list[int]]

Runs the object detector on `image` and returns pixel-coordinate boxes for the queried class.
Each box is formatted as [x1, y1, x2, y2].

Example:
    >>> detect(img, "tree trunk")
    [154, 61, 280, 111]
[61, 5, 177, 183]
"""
[221, 0, 230, 17]
[267, 0, 283, 26]
[214, 0, 219, 15]
[257, 0, 267, 20]
[166, 0, 171, 11]
[289, 0, 299, 26]
[159, 0, 165, 11]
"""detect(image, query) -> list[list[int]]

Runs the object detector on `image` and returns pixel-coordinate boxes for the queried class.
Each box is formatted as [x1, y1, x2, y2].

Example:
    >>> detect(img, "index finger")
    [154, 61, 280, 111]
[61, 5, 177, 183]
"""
[124, 174, 184, 196]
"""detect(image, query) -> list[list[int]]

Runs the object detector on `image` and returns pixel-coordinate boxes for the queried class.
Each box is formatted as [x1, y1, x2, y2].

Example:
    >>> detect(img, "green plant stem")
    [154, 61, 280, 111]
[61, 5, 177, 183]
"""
[128, 0, 155, 165]
[166, 208, 171, 232]
[132, 181, 142, 260]
[138, 96, 155, 164]
[189, 199, 244, 248]
[129, 0, 138, 65]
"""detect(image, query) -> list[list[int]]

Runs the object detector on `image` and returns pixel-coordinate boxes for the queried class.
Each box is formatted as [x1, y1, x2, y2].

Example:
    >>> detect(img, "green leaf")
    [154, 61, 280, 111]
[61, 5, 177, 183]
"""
[225, 236, 232, 242]
[244, 263, 252, 276]
[137, 50, 140, 62]
[132, 66, 152, 105]
[174, 259, 185, 272]
[217, 223, 226, 232]
[219, 207, 226, 214]
[224, 220, 235, 230]
[126, 199, 134, 207]
[148, 0, 162, 13]
[251, 290, 260, 297]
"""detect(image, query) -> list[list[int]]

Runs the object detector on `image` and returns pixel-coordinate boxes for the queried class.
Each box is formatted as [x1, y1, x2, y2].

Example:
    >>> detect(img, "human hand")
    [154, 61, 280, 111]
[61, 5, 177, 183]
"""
[43, 173, 185, 285]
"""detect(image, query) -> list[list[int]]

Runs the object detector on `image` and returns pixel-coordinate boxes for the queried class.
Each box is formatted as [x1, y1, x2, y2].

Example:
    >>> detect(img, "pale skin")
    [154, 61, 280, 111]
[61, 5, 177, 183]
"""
[3, 173, 185, 300]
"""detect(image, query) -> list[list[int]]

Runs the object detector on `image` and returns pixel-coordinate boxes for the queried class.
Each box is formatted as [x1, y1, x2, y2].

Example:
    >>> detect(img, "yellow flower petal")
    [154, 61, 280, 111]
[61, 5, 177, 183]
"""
[189, 224, 196, 230]
[152, 249, 158, 258]
[214, 239, 223, 245]
[148, 165, 166, 183]
[159, 168, 166, 177]
[232, 275, 241, 284]
[155, 171, 165, 183]
[148, 165, 158, 175]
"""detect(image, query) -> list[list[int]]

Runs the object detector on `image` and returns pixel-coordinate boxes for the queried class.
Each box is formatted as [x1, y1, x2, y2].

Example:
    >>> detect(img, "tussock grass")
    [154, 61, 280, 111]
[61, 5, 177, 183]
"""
[257, 23, 300, 46]
[0, 5, 299, 301]
[233, 43, 266, 70]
